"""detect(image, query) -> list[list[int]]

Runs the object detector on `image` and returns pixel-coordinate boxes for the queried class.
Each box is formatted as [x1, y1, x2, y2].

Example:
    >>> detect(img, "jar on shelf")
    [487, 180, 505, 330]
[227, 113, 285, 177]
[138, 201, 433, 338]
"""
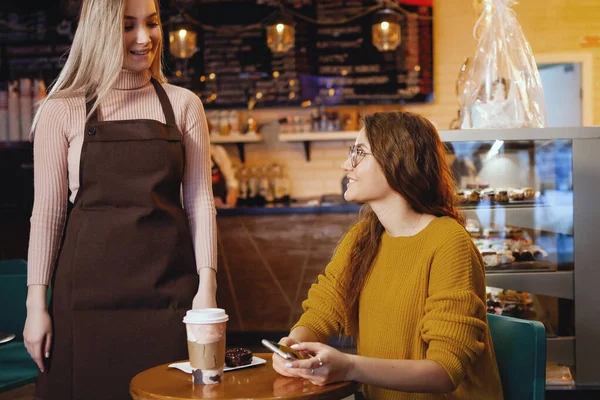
[229, 110, 240, 135]
[219, 110, 231, 136]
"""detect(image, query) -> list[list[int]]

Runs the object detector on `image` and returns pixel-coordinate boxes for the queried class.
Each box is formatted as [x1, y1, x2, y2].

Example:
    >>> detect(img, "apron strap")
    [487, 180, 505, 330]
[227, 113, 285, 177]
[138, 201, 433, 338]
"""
[150, 78, 176, 126]
[85, 97, 99, 123]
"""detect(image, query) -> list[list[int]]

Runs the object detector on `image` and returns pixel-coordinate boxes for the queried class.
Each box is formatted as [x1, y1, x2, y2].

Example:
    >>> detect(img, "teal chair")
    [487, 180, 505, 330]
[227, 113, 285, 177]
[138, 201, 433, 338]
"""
[488, 313, 546, 400]
[0, 259, 39, 392]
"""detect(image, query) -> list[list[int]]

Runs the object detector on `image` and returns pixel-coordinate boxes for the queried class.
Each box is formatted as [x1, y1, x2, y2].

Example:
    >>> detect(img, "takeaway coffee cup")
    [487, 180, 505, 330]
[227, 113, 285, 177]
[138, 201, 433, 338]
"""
[183, 308, 229, 384]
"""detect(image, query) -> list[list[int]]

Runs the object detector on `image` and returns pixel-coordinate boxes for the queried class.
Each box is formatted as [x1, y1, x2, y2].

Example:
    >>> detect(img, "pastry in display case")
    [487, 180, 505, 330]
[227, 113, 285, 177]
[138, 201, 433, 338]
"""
[439, 127, 600, 388]
[468, 219, 552, 271]
[486, 289, 536, 319]
[446, 138, 573, 274]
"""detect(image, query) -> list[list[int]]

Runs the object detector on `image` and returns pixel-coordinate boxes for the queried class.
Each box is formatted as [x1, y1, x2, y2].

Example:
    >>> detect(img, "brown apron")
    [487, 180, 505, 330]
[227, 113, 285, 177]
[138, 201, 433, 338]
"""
[37, 78, 199, 400]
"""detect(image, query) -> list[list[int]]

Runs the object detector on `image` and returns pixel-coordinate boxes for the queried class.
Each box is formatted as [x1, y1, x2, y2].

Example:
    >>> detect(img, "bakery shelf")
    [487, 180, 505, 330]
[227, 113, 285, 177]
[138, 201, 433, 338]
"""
[547, 336, 575, 367]
[460, 201, 540, 209]
[462, 204, 573, 235]
[278, 132, 357, 161]
[278, 131, 358, 142]
[485, 270, 574, 300]
[210, 134, 262, 144]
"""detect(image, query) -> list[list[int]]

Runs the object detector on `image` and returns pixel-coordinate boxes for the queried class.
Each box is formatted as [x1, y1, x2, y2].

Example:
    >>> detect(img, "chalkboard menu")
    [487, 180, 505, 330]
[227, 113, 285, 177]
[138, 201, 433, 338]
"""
[0, 0, 433, 108]
[167, 0, 434, 109]
[0, 1, 76, 82]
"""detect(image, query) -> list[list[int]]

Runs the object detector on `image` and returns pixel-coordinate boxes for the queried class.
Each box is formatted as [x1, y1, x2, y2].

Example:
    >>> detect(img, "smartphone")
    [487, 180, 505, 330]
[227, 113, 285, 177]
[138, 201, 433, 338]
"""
[261, 339, 309, 360]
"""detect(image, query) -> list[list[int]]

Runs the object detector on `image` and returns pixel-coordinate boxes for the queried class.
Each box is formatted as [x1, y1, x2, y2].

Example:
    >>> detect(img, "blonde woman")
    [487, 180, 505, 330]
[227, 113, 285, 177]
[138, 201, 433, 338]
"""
[23, 0, 217, 398]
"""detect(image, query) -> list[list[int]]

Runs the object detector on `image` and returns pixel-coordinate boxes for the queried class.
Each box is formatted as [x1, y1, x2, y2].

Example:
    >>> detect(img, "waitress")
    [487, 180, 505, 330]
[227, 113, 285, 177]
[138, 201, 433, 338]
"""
[211, 144, 239, 207]
[23, 0, 217, 398]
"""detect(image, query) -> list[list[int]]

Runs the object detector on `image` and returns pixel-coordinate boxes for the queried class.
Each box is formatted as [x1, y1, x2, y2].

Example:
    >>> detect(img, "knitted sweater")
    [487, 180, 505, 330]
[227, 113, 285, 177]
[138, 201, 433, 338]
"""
[27, 69, 217, 285]
[293, 217, 503, 400]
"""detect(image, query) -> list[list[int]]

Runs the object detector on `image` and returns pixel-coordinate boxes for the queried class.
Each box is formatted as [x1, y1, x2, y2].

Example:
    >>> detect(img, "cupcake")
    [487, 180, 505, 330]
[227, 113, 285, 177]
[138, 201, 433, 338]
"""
[496, 190, 509, 203]
[467, 191, 481, 204]
[497, 249, 515, 265]
[481, 251, 500, 267]
[509, 190, 525, 201]
[522, 187, 535, 200]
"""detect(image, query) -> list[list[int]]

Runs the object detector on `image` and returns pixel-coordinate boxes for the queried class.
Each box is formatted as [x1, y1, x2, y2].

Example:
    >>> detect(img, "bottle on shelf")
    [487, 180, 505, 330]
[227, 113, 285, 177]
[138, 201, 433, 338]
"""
[247, 166, 260, 206]
[236, 167, 249, 207]
[273, 164, 291, 204]
[228, 110, 239, 135]
[219, 110, 231, 136]
[0, 75, 48, 143]
[242, 114, 259, 135]
[32, 77, 47, 115]
[0, 82, 8, 142]
[8, 80, 20, 142]
[258, 165, 272, 204]
[310, 108, 320, 132]
[19, 78, 32, 141]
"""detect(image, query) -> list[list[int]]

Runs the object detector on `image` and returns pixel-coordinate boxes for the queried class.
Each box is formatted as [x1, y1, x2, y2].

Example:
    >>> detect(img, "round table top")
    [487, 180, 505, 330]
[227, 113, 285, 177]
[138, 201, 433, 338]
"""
[130, 353, 357, 400]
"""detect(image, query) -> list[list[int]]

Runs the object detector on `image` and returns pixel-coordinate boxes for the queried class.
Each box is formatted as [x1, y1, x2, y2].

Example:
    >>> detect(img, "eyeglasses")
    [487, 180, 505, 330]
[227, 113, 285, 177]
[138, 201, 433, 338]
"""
[348, 145, 373, 168]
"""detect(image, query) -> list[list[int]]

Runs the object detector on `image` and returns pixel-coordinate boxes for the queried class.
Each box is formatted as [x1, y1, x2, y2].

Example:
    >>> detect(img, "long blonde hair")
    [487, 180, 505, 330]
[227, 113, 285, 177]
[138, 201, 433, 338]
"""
[31, 0, 166, 137]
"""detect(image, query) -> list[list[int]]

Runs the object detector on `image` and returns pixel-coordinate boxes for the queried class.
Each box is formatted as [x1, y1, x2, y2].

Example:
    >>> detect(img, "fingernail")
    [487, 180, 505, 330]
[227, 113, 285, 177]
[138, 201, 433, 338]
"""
[290, 344, 299, 349]
[45, 352, 50, 358]
[284, 363, 292, 368]
[40, 369, 44, 373]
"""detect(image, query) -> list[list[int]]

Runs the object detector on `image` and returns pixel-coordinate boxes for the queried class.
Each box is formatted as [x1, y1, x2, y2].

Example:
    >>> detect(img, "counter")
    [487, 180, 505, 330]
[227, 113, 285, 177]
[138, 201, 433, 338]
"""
[214, 203, 359, 332]
[216, 202, 361, 216]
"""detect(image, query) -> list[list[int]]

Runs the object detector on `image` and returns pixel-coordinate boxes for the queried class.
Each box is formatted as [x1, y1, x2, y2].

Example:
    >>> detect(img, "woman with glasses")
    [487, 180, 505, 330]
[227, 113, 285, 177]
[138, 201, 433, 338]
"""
[272, 112, 503, 399]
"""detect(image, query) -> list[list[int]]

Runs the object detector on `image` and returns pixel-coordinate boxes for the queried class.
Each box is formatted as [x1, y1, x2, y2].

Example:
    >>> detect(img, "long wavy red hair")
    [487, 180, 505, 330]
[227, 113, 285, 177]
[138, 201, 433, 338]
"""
[342, 111, 463, 337]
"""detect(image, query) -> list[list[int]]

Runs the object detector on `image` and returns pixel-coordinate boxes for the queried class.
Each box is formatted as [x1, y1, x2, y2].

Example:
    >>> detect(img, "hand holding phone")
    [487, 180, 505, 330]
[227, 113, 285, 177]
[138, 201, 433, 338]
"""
[261, 339, 310, 360]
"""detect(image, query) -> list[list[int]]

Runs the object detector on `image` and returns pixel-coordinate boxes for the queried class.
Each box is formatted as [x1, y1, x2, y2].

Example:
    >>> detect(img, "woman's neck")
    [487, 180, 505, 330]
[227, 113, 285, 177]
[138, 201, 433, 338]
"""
[369, 195, 430, 237]
[113, 68, 152, 90]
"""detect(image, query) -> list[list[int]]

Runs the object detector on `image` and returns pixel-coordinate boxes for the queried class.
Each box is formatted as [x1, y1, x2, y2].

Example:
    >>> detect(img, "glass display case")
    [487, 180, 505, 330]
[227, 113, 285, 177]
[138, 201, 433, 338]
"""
[439, 127, 600, 388]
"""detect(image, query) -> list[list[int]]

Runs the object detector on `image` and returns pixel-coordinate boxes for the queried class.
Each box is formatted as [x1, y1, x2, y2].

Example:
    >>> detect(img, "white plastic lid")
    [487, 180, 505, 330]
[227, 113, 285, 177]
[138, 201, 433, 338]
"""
[183, 308, 229, 324]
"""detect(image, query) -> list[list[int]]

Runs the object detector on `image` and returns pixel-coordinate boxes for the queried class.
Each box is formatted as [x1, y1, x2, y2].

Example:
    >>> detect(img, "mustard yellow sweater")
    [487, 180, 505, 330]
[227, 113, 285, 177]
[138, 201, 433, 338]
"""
[293, 217, 504, 400]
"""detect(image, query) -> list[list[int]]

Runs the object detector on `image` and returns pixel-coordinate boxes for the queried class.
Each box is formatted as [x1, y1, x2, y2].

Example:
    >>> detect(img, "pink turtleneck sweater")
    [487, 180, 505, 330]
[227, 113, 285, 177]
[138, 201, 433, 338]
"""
[27, 69, 217, 285]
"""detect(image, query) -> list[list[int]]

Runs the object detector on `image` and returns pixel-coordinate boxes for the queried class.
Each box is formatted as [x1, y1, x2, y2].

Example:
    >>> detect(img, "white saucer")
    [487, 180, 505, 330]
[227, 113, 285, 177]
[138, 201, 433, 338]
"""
[169, 356, 267, 374]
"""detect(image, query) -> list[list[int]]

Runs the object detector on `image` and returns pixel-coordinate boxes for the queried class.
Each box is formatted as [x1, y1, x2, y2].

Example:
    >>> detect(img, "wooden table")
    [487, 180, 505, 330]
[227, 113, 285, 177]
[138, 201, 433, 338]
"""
[130, 353, 357, 400]
[0, 332, 16, 345]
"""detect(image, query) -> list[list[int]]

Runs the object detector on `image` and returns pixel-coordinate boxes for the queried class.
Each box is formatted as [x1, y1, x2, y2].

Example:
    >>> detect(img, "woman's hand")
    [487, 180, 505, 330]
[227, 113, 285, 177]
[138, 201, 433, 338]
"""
[23, 308, 52, 372]
[271, 337, 303, 378]
[226, 190, 238, 207]
[193, 268, 217, 309]
[192, 289, 216, 309]
[284, 342, 354, 386]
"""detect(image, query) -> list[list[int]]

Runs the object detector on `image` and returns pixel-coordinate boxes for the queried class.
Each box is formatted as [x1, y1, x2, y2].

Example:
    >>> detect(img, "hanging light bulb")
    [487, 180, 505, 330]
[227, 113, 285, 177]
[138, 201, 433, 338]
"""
[169, 13, 197, 59]
[266, 11, 295, 54]
[371, 7, 402, 52]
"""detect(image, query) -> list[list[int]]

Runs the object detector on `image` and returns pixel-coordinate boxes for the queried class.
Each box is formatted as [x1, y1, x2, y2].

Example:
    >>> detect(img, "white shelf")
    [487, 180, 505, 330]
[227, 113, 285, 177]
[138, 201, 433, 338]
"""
[210, 134, 262, 144]
[485, 270, 574, 299]
[462, 204, 573, 235]
[547, 337, 575, 367]
[279, 131, 358, 142]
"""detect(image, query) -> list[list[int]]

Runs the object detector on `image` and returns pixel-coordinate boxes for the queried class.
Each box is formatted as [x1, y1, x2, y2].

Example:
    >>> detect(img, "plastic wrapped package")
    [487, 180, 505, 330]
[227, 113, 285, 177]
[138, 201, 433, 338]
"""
[459, 0, 547, 129]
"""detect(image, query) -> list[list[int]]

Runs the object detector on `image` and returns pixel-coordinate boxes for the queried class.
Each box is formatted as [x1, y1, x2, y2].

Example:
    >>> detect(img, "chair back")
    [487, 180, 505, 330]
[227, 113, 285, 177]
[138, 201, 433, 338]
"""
[0, 259, 28, 341]
[488, 313, 546, 400]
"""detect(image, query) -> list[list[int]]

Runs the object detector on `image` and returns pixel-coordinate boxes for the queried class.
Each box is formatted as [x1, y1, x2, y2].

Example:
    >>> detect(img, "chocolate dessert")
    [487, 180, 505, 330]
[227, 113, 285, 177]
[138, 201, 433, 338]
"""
[467, 190, 480, 203]
[495, 191, 509, 203]
[225, 348, 253, 367]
